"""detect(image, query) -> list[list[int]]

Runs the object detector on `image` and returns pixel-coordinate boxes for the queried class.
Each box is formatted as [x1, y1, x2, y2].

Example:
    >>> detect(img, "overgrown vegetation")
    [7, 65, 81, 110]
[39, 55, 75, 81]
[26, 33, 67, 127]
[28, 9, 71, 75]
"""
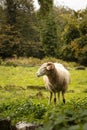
[0, 0, 87, 65]
[39, 97, 87, 130]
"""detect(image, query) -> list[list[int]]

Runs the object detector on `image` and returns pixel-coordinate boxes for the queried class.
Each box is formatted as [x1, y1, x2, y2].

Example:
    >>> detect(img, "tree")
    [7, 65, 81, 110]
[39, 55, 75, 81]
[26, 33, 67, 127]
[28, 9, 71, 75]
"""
[79, 20, 87, 35]
[41, 11, 58, 57]
[61, 23, 80, 60]
[0, 0, 21, 58]
[0, 24, 22, 58]
[5, 0, 17, 25]
[38, 0, 53, 17]
[37, 0, 58, 57]
[71, 36, 87, 65]
[0, 0, 40, 58]
[62, 23, 80, 44]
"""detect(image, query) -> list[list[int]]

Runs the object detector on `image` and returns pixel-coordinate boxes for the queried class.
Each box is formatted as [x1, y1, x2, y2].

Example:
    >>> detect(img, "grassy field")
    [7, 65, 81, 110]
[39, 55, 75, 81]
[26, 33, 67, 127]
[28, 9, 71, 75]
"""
[0, 58, 87, 129]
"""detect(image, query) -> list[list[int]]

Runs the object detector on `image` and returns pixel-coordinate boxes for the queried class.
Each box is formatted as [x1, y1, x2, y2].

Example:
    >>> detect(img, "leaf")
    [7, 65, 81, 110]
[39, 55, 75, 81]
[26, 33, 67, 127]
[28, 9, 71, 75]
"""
[83, 123, 87, 130]
[68, 125, 80, 130]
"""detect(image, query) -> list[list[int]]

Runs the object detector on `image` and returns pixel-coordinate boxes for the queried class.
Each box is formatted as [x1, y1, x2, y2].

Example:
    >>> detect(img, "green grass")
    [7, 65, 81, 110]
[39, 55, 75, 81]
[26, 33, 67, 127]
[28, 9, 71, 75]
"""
[0, 66, 41, 87]
[0, 60, 87, 129]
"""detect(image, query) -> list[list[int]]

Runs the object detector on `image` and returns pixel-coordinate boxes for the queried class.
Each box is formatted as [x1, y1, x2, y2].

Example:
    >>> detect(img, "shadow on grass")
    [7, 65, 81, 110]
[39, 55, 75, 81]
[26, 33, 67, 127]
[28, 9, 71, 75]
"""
[27, 85, 46, 91]
[1, 85, 87, 94]
[0, 85, 46, 91]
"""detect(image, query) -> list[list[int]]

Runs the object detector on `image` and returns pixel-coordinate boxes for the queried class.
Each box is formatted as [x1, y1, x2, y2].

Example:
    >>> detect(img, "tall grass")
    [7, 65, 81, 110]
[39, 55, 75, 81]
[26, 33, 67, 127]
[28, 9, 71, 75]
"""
[1, 57, 78, 68]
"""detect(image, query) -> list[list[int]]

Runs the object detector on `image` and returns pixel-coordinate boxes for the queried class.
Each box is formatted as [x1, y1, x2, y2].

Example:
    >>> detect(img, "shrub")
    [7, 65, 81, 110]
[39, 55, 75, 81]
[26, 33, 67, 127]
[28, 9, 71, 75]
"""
[71, 36, 87, 65]
[38, 97, 87, 130]
[0, 99, 47, 124]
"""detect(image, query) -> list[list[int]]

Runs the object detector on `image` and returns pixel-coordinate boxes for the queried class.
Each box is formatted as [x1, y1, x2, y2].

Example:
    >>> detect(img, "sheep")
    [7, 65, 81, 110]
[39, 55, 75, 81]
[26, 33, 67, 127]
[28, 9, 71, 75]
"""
[36, 62, 70, 105]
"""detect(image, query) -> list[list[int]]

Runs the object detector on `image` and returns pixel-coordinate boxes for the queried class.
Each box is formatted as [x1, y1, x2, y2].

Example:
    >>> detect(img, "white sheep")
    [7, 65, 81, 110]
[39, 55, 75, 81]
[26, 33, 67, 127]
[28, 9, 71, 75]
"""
[36, 62, 70, 105]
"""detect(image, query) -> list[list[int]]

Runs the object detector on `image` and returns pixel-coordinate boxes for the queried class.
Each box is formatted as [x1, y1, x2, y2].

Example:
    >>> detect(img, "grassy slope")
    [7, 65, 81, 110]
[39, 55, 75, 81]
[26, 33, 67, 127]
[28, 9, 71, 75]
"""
[0, 64, 87, 128]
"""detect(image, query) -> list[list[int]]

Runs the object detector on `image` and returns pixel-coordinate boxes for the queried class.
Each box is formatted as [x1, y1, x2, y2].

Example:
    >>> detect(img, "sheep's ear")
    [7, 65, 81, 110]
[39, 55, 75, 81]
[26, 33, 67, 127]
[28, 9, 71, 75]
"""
[47, 63, 54, 70]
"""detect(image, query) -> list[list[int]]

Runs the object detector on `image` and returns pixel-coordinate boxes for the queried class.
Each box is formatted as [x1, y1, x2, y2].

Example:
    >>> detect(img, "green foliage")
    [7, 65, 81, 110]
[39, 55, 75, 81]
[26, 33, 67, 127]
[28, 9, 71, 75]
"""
[62, 24, 80, 44]
[0, 24, 22, 58]
[0, 1, 87, 65]
[5, 0, 17, 25]
[0, 0, 40, 58]
[60, 45, 75, 61]
[41, 11, 58, 57]
[38, 0, 53, 17]
[38, 0, 58, 57]
[71, 36, 87, 65]
[79, 9, 87, 35]
[17, 41, 44, 58]
[79, 20, 87, 35]
[0, 99, 47, 123]
[39, 97, 87, 130]
[60, 9, 87, 64]
[16, 0, 37, 42]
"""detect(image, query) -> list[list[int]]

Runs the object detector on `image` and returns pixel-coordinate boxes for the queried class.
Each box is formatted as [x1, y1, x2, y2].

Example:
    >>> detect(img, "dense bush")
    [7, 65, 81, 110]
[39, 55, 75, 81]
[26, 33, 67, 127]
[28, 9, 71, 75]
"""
[0, 99, 47, 123]
[71, 36, 87, 65]
[0, 94, 87, 128]
[79, 20, 87, 35]
[60, 45, 75, 61]
[0, 24, 22, 58]
[41, 11, 58, 57]
[62, 24, 80, 44]
[39, 97, 87, 130]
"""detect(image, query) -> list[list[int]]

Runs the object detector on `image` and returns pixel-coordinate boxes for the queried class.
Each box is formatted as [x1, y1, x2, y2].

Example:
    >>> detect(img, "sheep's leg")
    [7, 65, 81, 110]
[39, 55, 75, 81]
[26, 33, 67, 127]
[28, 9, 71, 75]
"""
[54, 93, 56, 105]
[58, 92, 60, 104]
[62, 91, 65, 104]
[48, 92, 52, 105]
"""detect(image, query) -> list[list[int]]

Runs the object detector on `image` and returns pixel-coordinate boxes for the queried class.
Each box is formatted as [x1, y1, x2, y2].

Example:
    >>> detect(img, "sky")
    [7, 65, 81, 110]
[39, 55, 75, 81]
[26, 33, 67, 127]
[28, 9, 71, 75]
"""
[33, 0, 87, 11]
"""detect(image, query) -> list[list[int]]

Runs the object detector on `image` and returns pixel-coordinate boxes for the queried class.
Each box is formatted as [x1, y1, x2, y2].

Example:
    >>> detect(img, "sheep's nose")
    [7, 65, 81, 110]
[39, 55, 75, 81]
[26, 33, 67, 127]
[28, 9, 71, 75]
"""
[36, 72, 40, 77]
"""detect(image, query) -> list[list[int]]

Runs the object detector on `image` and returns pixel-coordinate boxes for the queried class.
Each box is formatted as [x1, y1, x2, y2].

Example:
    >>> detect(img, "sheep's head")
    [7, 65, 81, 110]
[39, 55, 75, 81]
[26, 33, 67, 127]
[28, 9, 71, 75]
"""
[36, 62, 55, 77]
